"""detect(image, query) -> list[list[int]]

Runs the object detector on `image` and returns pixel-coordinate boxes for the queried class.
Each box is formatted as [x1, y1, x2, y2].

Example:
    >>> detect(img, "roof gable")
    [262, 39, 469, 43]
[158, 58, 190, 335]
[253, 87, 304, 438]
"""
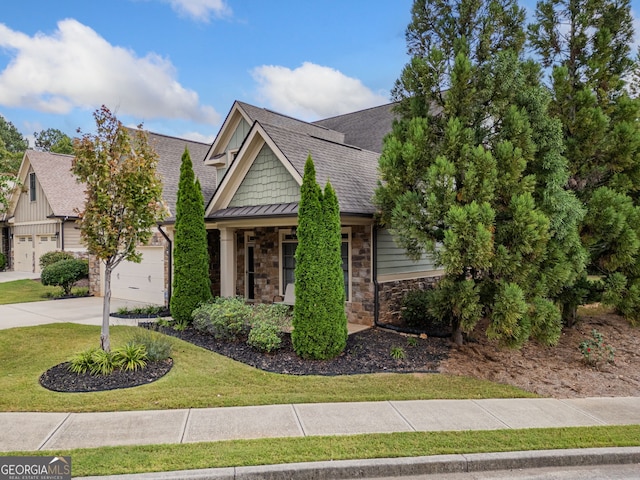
[206, 121, 303, 216]
[9, 150, 84, 218]
[228, 143, 299, 208]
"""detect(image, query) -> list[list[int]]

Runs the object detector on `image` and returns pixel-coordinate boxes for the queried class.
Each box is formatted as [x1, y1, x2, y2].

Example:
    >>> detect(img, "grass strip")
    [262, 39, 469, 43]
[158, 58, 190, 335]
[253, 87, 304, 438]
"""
[11, 426, 640, 477]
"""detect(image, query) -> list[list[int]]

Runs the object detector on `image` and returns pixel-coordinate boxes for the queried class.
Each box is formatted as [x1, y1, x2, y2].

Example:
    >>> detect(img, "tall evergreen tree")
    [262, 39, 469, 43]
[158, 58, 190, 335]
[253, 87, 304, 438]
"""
[170, 147, 212, 325]
[292, 156, 347, 359]
[529, 0, 640, 324]
[375, 0, 585, 346]
[319, 181, 348, 353]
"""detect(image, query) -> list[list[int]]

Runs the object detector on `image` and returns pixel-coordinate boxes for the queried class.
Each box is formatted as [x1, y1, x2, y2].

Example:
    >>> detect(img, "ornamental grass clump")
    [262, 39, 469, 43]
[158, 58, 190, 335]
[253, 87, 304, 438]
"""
[67, 340, 152, 375]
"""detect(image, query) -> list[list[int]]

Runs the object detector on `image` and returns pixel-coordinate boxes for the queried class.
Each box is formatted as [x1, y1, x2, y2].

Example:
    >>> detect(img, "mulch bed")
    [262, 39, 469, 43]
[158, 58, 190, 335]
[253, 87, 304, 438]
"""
[38, 324, 450, 393]
[145, 323, 450, 376]
[39, 359, 173, 393]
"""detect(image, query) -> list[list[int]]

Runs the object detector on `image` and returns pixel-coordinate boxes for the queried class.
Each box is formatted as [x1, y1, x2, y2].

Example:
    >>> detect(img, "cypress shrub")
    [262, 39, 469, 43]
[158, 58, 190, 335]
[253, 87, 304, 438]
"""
[292, 156, 347, 359]
[170, 147, 212, 325]
[318, 182, 347, 356]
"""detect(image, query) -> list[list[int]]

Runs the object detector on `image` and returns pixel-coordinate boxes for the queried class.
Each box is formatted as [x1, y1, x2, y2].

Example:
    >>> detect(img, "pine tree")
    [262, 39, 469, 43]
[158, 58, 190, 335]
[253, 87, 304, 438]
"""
[375, 0, 584, 346]
[529, 0, 640, 324]
[292, 156, 347, 359]
[170, 147, 212, 325]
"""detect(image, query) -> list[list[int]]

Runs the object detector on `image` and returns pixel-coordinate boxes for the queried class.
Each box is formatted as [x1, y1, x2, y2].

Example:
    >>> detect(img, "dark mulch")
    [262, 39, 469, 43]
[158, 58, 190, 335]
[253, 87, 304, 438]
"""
[39, 359, 173, 393]
[39, 324, 450, 393]
[145, 323, 450, 376]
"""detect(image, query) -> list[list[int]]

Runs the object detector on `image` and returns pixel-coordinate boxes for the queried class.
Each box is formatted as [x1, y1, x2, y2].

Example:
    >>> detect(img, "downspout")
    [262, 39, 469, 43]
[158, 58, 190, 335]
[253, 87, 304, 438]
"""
[158, 225, 172, 308]
[60, 217, 67, 250]
[373, 225, 380, 327]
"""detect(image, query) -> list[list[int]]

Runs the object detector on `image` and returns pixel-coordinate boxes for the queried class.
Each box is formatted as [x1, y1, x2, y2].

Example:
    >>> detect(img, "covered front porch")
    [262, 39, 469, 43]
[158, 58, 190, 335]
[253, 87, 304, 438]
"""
[205, 212, 376, 326]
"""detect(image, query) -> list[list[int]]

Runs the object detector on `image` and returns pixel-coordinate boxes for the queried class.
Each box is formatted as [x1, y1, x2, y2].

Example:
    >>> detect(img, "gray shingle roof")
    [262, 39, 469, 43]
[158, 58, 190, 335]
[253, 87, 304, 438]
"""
[260, 122, 380, 215]
[134, 130, 216, 220]
[26, 150, 84, 217]
[25, 131, 215, 222]
[236, 101, 345, 144]
[313, 103, 398, 153]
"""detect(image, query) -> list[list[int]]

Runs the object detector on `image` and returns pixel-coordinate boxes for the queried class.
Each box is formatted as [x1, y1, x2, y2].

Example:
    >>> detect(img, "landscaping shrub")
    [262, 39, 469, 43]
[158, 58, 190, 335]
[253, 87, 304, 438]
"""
[247, 304, 291, 353]
[39, 250, 74, 270]
[0, 252, 6, 271]
[68, 340, 152, 375]
[113, 342, 147, 371]
[401, 289, 451, 337]
[40, 258, 89, 295]
[192, 297, 252, 341]
[170, 148, 212, 325]
[128, 330, 173, 362]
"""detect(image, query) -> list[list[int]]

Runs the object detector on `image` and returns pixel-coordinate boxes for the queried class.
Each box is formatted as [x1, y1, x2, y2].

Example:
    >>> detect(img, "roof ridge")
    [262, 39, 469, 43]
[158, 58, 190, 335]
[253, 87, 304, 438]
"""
[313, 102, 397, 123]
[126, 127, 211, 146]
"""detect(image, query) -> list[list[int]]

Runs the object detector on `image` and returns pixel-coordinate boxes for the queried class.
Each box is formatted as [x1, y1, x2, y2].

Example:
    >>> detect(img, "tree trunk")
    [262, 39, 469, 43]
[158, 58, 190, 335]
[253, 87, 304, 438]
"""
[452, 320, 464, 346]
[101, 263, 112, 352]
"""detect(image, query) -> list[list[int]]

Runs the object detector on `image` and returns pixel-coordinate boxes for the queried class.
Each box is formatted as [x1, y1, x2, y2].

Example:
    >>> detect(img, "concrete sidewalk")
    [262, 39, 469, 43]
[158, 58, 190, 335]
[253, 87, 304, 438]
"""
[2, 397, 640, 452]
[1, 398, 639, 478]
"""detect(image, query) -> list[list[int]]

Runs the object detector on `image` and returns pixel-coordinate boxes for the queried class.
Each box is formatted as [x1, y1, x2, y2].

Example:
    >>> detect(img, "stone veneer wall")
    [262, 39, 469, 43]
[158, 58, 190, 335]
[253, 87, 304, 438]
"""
[376, 276, 442, 327]
[348, 225, 375, 325]
[88, 231, 169, 305]
[228, 225, 376, 325]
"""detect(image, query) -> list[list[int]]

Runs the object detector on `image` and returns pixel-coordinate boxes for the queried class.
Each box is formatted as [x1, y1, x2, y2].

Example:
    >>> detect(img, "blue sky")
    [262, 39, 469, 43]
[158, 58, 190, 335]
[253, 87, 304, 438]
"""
[0, 0, 638, 146]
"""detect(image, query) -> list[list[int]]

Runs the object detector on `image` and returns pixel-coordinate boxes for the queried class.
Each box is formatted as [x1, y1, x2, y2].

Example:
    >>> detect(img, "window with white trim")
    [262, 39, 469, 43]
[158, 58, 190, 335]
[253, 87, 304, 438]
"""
[279, 228, 351, 301]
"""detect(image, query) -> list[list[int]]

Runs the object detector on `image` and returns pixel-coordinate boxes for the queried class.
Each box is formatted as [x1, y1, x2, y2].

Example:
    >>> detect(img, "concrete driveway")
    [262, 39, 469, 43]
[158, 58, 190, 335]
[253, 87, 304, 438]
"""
[0, 270, 160, 329]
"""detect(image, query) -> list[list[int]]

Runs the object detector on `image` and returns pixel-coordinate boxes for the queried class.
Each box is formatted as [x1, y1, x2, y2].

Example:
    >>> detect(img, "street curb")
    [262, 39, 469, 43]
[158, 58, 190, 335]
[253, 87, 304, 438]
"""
[75, 446, 640, 479]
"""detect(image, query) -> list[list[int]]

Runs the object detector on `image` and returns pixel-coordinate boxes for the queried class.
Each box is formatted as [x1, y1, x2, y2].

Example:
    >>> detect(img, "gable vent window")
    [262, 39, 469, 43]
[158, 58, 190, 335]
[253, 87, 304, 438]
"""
[29, 172, 36, 202]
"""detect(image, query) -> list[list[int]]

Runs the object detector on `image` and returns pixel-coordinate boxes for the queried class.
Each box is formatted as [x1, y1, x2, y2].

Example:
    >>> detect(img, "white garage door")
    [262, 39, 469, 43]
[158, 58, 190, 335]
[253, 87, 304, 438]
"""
[35, 235, 58, 273]
[110, 246, 165, 305]
[14, 236, 33, 272]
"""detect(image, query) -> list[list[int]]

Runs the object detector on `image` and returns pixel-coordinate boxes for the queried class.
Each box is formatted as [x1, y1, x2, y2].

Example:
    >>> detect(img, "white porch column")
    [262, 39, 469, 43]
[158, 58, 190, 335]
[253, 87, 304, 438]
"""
[219, 227, 236, 298]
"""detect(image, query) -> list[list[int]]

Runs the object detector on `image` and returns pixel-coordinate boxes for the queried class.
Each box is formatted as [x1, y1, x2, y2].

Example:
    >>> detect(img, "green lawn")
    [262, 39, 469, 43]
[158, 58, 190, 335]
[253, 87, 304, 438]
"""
[0, 279, 60, 304]
[0, 323, 534, 413]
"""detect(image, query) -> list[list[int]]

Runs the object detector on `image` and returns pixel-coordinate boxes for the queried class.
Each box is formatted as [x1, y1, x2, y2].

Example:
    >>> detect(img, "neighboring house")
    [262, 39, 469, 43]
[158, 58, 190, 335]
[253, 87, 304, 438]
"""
[201, 101, 443, 326]
[3, 132, 214, 306]
[4, 150, 85, 274]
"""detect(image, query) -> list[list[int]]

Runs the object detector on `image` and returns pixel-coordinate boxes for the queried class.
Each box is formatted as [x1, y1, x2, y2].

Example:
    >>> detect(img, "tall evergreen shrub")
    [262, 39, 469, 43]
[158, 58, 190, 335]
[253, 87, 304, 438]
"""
[292, 156, 347, 359]
[170, 147, 212, 324]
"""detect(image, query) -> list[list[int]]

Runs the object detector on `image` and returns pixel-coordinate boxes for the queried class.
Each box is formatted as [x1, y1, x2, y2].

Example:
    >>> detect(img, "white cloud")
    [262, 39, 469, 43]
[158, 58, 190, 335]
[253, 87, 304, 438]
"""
[178, 130, 215, 143]
[0, 19, 220, 125]
[163, 0, 231, 22]
[252, 62, 389, 120]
